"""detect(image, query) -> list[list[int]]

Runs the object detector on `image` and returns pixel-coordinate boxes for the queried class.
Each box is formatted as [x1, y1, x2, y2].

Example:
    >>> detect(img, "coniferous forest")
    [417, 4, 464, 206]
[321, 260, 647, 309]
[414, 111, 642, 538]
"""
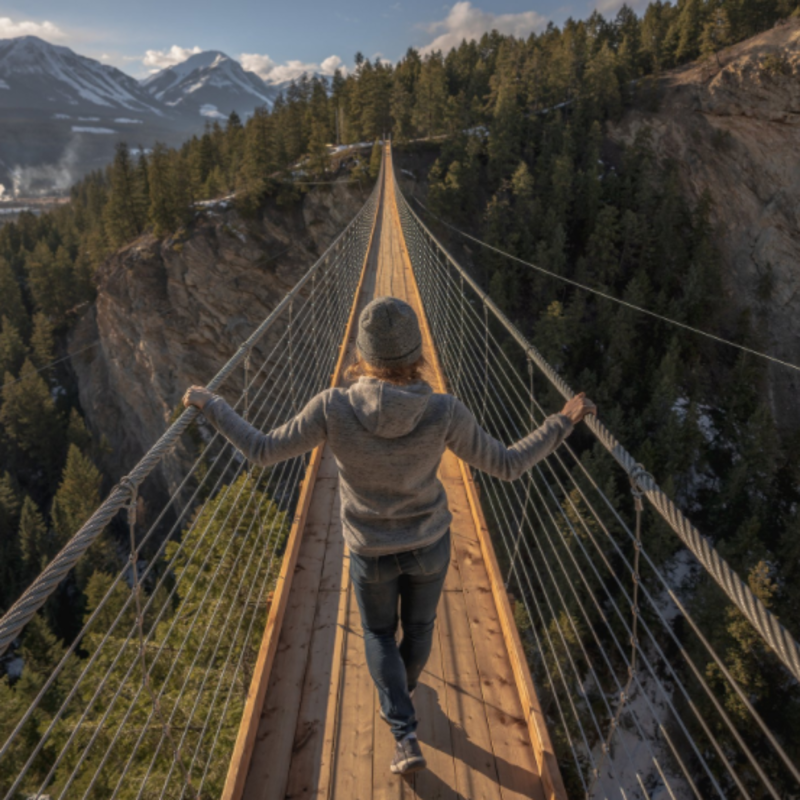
[1, 0, 799, 794]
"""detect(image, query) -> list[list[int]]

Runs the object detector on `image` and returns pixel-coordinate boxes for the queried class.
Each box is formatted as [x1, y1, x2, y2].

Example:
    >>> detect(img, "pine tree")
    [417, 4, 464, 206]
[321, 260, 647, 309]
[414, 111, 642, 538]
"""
[0, 256, 29, 336]
[51, 445, 111, 589]
[148, 143, 175, 236]
[19, 495, 49, 580]
[0, 471, 21, 608]
[0, 316, 26, 378]
[28, 312, 55, 373]
[412, 53, 448, 137]
[306, 120, 330, 179]
[369, 139, 382, 179]
[104, 142, 142, 248]
[51, 444, 101, 549]
[673, 0, 707, 63]
[0, 359, 63, 484]
[66, 408, 92, 453]
[701, 6, 732, 64]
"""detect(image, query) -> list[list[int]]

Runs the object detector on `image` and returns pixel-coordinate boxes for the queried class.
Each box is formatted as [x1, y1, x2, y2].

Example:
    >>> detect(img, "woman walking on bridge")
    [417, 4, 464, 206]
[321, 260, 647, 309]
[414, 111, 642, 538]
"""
[183, 296, 595, 777]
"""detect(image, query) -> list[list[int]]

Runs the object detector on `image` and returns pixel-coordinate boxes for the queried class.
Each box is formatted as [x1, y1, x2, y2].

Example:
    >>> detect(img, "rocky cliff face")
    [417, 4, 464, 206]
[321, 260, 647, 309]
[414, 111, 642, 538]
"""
[69, 180, 369, 495]
[607, 19, 800, 432]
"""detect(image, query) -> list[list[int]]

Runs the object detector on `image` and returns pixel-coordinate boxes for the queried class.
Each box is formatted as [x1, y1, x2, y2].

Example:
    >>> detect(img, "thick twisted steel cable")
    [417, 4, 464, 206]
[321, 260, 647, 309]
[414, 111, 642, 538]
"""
[394, 185, 800, 687]
[436, 318, 711, 799]
[93, 254, 362, 793]
[0, 178, 380, 658]
[442, 334, 696, 797]
[129, 329, 348, 798]
[0, 287, 338, 788]
[440, 265, 795, 791]
[420, 239, 791, 796]
[3, 200, 368, 792]
[17, 363, 317, 800]
[419, 232, 782, 794]
[64, 354, 332, 800]
[72, 341, 339, 799]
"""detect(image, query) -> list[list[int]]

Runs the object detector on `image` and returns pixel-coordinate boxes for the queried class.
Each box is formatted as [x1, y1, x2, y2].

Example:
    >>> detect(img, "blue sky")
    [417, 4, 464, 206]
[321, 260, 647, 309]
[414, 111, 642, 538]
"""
[0, 1, 623, 80]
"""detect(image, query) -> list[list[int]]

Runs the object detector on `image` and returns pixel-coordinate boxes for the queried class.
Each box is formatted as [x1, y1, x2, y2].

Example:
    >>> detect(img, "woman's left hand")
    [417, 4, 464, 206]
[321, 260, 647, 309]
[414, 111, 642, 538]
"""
[183, 385, 215, 410]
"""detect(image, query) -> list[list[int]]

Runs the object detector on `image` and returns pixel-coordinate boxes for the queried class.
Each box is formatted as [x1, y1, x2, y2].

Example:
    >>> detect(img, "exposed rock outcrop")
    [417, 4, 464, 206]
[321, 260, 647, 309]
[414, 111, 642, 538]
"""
[69, 180, 370, 495]
[607, 19, 800, 432]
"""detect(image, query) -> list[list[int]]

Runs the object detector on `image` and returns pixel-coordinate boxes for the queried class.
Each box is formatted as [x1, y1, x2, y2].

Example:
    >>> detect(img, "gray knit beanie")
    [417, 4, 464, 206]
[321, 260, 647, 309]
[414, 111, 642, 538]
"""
[356, 296, 423, 368]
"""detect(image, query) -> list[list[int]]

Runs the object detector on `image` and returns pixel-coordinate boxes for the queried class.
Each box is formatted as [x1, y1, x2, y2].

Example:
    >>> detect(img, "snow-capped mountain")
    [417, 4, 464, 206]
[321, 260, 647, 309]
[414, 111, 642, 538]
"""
[142, 51, 277, 120]
[0, 36, 166, 116]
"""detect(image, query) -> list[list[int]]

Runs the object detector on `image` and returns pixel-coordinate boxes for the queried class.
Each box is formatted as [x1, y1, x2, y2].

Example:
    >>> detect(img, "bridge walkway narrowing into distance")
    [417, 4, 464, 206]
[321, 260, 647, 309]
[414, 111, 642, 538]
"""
[221, 145, 566, 800]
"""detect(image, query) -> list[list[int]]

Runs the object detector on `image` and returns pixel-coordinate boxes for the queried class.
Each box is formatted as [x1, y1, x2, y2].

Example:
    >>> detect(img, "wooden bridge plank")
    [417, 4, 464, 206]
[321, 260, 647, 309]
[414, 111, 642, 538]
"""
[411, 596, 459, 800]
[239, 478, 337, 800]
[437, 585, 503, 800]
[330, 591, 376, 799]
[282, 497, 348, 800]
[444, 459, 546, 800]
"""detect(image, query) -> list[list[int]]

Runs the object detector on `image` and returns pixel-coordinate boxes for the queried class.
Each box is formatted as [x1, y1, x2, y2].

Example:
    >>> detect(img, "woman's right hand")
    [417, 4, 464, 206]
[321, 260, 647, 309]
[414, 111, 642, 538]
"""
[183, 385, 215, 410]
[560, 392, 596, 425]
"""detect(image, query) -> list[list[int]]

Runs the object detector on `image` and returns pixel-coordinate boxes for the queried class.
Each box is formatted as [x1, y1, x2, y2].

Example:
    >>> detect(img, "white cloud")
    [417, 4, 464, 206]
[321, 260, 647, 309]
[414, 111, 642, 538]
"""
[143, 44, 202, 71]
[241, 52, 347, 84]
[320, 55, 344, 75]
[0, 17, 68, 41]
[594, 0, 647, 14]
[421, 2, 546, 54]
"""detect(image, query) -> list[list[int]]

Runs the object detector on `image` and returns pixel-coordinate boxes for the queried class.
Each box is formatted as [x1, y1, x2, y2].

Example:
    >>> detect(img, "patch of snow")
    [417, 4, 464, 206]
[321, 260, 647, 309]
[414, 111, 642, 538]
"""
[200, 103, 226, 119]
[71, 126, 116, 134]
[0, 79, 9, 90]
[5, 657, 23, 679]
[78, 116, 100, 121]
[401, 169, 415, 178]
[114, 117, 143, 124]
[129, 147, 153, 157]
[53, 113, 71, 119]
[463, 125, 489, 137]
[195, 194, 235, 209]
[672, 398, 717, 444]
[652, 548, 698, 624]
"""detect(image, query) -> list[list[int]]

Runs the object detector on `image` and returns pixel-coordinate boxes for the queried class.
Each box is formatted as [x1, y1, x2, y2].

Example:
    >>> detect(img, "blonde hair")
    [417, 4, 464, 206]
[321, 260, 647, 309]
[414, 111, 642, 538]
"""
[345, 352, 426, 386]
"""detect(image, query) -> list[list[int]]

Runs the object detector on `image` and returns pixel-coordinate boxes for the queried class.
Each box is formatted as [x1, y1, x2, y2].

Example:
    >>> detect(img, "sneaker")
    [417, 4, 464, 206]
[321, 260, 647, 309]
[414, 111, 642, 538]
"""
[390, 735, 426, 775]
[379, 688, 416, 723]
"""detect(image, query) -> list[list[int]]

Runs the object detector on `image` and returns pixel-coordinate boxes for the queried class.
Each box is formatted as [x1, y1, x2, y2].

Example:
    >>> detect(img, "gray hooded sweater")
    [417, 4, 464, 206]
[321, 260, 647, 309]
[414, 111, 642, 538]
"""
[202, 377, 573, 556]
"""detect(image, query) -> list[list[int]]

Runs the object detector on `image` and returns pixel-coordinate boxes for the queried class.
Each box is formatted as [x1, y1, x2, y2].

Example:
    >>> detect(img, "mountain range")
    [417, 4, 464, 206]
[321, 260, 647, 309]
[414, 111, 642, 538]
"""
[0, 36, 321, 197]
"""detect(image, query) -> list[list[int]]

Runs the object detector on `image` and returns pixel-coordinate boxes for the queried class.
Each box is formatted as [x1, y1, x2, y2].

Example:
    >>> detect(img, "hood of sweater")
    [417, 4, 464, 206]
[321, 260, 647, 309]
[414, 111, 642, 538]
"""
[348, 377, 433, 439]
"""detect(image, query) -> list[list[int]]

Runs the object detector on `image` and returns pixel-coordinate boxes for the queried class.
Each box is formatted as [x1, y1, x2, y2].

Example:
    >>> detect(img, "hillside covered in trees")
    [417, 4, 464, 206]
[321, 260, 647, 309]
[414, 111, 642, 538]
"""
[0, 0, 799, 793]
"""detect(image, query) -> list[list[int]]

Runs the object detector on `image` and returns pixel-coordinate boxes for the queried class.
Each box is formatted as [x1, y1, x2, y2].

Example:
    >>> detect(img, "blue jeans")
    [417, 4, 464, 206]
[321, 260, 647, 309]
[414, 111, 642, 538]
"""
[349, 529, 451, 741]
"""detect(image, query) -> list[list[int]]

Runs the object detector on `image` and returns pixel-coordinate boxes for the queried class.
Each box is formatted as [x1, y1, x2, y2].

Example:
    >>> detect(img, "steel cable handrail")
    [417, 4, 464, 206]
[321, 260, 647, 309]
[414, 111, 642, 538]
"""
[393, 178, 800, 687]
[0, 160, 383, 800]
[0, 176, 380, 658]
[394, 171, 799, 797]
[433, 257, 799, 789]
[425, 280, 723, 797]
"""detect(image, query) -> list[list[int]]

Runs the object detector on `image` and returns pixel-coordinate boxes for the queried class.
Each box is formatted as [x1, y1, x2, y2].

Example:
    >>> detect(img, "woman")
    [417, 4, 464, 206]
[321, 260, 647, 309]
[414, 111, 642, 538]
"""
[183, 295, 596, 776]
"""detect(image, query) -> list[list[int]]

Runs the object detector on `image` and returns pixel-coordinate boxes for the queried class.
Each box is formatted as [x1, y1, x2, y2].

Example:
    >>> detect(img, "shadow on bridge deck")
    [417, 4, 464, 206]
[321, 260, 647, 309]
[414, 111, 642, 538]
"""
[224, 148, 560, 800]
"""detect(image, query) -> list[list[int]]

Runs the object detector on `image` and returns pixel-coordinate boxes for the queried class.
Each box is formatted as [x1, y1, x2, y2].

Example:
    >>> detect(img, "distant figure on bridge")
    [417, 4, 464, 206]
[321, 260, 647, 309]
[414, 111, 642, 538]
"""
[183, 296, 595, 777]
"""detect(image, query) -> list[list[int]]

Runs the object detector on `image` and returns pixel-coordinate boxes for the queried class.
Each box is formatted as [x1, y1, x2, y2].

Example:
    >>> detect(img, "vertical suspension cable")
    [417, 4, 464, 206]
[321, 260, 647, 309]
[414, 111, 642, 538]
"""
[126, 481, 199, 798]
[590, 468, 648, 796]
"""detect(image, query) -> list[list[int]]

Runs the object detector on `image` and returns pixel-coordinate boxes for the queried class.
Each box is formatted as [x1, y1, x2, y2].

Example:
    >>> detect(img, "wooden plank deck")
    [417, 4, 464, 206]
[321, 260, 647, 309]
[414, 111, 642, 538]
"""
[226, 147, 565, 800]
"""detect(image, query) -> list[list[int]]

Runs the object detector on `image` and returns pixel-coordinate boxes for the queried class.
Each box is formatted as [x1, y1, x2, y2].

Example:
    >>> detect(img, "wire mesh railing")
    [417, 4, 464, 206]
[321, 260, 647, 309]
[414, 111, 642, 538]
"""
[393, 170, 800, 800]
[0, 161, 381, 800]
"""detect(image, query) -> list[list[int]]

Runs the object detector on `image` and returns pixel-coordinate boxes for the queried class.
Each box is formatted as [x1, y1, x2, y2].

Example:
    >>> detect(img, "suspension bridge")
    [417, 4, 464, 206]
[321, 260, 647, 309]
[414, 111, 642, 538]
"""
[0, 144, 798, 800]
